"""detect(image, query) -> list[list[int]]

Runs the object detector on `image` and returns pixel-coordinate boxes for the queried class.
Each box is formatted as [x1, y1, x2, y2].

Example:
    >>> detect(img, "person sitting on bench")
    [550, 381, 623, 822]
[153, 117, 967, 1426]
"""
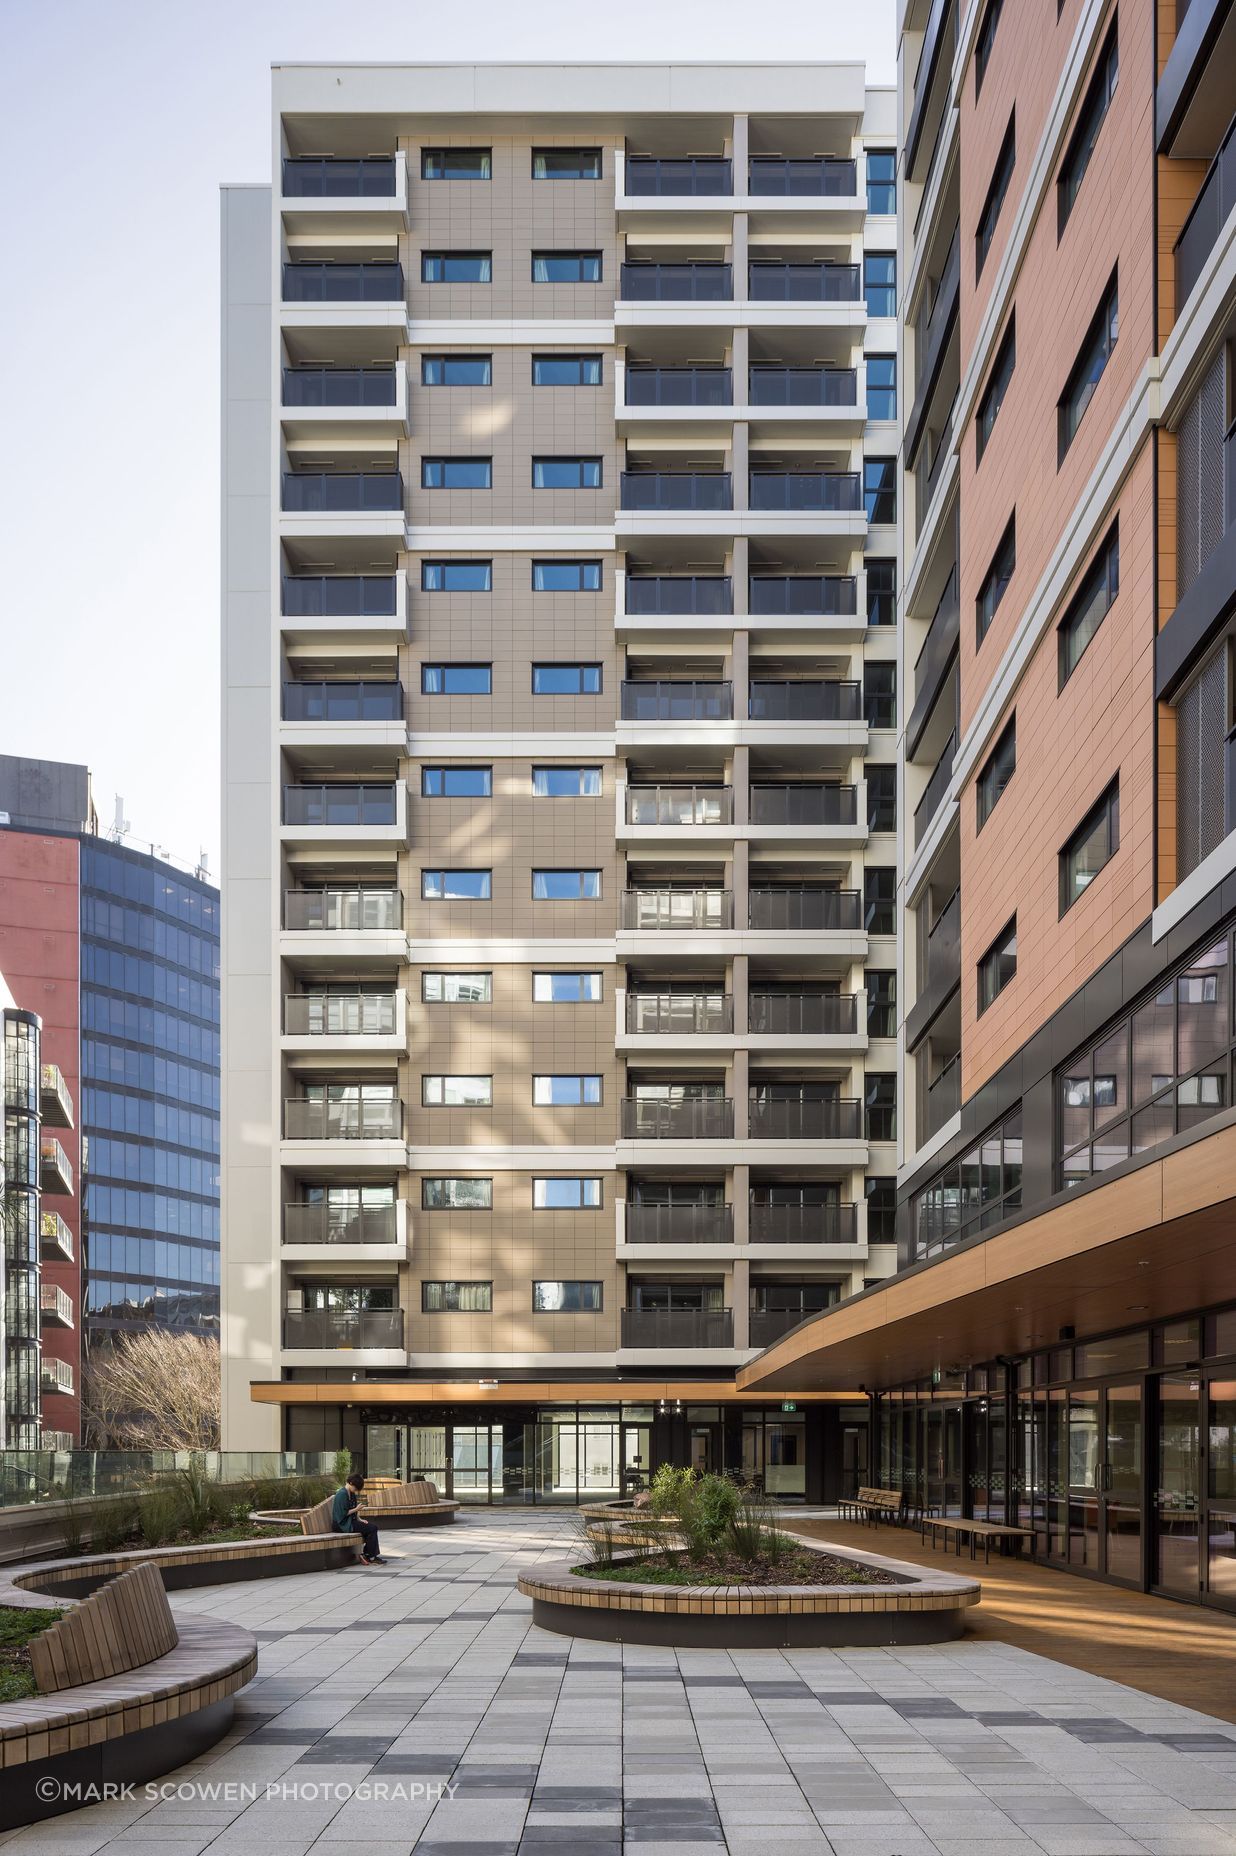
[331, 1470, 385, 1565]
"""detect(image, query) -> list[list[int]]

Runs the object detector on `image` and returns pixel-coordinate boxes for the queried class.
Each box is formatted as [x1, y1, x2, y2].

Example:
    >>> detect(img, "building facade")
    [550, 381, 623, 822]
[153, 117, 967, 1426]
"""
[220, 61, 900, 1496]
[741, 0, 1236, 1607]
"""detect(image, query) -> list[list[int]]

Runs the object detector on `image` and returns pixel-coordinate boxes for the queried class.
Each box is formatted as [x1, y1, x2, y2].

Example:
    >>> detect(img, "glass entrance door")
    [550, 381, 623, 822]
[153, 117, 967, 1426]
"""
[1066, 1382, 1142, 1583]
[1156, 1377, 1201, 1597]
[452, 1423, 501, 1501]
[1206, 1378, 1236, 1605]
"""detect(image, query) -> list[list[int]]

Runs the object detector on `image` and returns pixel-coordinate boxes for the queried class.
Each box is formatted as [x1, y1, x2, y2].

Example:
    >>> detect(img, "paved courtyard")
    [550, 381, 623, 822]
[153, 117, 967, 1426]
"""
[6, 1510, 1236, 1855]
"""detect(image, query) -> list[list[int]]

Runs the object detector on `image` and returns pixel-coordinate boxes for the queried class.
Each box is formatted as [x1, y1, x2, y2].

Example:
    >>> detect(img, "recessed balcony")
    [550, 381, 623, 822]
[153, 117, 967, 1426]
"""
[280, 781, 407, 847]
[281, 1308, 405, 1352]
[39, 1063, 73, 1129]
[281, 470, 404, 513]
[283, 1201, 402, 1247]
[281, 679, 405, 723]
[624, 1203, 735, 1245]
[749, 1200, 858, 1243]
[39, 1283, 74, 1328]
[283, 1096, 403, 1142]
[620, 679, 733, 721]
[618, 362, 863, 440]
[283, 885, 403, 934]
[749, 782, 859, 828]
[625, 365, 733, 407]
[624, 575, 733, 616]
[748, 992, 859, 1036]
[913, 731, 957, 849]
[282, 154, 398, 197]
[748, 574, 859, 616]
[280, 364, 409, 438]
[282, 989, 405, 1054]
[619, 261, 734, 302]
[620, 471, 732, 511]
[748, 471, 861, 513]
[619, 1097, 735, 1139]
[748, 886, 862, 932]
[748, 1097, 862, 1141]
[748, 156, 857, 197]
[282, 260, 405, 303]
[748, 679, 860, 721]
[40, 1210, 74, 1263]
[280, 572, 406, 644]
[620, 888, 733, 932]
[620, 1307, 734, 1349]
[40, 1136, 72, 1196]
[626, 992, 734, 1035]
[624, 156, 733, 196]
[40, 1355, 74, 1395]
[1175, 113, 1236, 313]
[748, 364, 859, 407]
[748, 261, 860, 302]
[279, 156, 409, 233]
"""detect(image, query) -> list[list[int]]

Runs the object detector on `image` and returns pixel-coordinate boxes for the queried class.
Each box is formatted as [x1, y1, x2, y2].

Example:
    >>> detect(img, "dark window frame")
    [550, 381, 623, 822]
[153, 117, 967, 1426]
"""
[421, 148, 492, 180]
[531, 1280, 604, 1312]
[1059, 779, 1120, 915]
[1058, 22, 1119, 237]
[978, 917, 1018, 1015]
[421, 1279, 493, 1311]
[977, 513, 1016, 645]
[531, 662, 603, 695]
[420, 456, 493, 489]
[420, 662, 493, 695]
[1058, 271, 1119, 463]
[975, 0, 1004, 93]
[976, 319, 1016, 463]
[532, 148, 602, 179]
[420, 766, 493, 797]
[977, 717, 1017, 831]
[976, 112, 1016, 280]
[1058, 522, 1120, 686]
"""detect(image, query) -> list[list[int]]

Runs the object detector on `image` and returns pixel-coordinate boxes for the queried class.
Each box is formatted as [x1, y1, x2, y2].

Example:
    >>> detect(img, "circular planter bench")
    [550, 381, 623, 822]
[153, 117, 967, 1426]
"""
[519, 1537, 980, 1647]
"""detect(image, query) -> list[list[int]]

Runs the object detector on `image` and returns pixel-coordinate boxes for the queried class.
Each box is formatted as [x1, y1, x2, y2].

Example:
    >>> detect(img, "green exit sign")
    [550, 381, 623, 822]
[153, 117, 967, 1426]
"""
[781, 1401, 797, 1413]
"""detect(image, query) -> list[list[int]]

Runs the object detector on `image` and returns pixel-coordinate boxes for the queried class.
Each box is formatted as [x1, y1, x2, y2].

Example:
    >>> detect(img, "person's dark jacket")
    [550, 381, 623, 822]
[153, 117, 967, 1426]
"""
[331, 1485, 358, 1532]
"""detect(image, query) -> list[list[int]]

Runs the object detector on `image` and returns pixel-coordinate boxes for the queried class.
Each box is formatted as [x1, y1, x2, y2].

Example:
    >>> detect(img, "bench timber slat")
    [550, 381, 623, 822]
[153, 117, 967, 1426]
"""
[920, 1515, 1035, 1563]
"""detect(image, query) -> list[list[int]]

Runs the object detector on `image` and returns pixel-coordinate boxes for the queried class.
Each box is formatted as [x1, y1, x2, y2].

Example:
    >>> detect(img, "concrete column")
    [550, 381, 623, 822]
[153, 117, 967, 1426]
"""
[731, 422, 749, 511]
[729, 630, 749, 723]
[731, 743, 750, 833]
[732, 1254, 751, 1351]
[731, 951, 749, 1042]
[731, 1162, 750, 1244]
[730, 326, 749, 410]
[731, 1045, 749, 1139]
[731, 212, 748, 300]
[731, 114, 749, 194]
[730, 836, 749, 930]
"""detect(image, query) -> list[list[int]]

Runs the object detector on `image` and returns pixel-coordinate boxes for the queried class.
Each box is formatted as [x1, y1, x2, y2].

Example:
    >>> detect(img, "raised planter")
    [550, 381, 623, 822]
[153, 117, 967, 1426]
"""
[10, 1529, 360, 1599]
[519, 1538, 980, 1647]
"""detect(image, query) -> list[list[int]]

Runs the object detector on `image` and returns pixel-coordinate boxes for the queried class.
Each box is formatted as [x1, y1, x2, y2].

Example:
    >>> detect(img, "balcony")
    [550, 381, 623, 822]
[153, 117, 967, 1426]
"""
[747, 262, 860, 301]
[749, 783, 858, 826]
[620, 472, 732, 510]
[282, 156, 397, 197]
[619, 1098, 734, 1139]
[283, 886, 402, 932]
[284, 992, 399, 1036]
[1175, 113, 1236, 310]
[282, 783, 397, 827]
[39, 1063, 73, 1128]
[621, 889, 733, 931]
[748, 365, 858, 406]
[748, 472, 861, 513]
[907, 567, 960, 757]
[908, 888, 962, 1052]
[283, 364, 398, 407]
[625, 1204, 734, 1244]
[748, 992, 858, 1035]
[625, 156, 733, 195]
[620, 1308, 734, 1348]
[749, 1201, 858, 1243]
[281, 472, 404, 513]
[40, 1210, 74, 1262]
[39, 1284, 74, 1329]
[625, 366, 733, 406]
[916, 394, 957, 536]
[282, 1308, 404, 1350]
[281, 573, 398, 617]
[906, 225, 960, 470]
[904, 0, 958, 182]
[282, 680, 404, 722]
[625, 575, 733, 615]
[282, 261, 404, 302]
[748, 575, 858, 616]
[749, 1097, 862, 1140]
[40, 1356, 74, 1395]
[913, 731, 957, 848]
[620, 262, 733, 301]
[284, 1203, 400, 1246]
[748, 157, 856, 196]
[283, 1098, 403, 1141]
[620, 680, 732, 721]
[748, 680, 860, 721]
[924, 1053, 961, 1139]
[626, 994, 734, 1035]
[748, 886, 862, 932]
[40, 1136, 72, 1196]
[626, 785, 734, 825]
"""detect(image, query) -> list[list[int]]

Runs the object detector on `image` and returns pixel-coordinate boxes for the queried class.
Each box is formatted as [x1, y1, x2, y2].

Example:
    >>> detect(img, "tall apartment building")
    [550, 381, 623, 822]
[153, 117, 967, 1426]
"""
[739, 0, 1236, 1607]
[221, 62, 900, 1498]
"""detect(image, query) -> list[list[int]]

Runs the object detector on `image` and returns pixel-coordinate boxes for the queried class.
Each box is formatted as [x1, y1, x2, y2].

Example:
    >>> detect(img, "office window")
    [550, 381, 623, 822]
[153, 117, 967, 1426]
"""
[421, 561, 492, 591]
[866, 972, 897, 1039]
[532, 559, 602, 591]
[865, 1074, 897, 1143]
[914, 1107, 1023, 1258]
[533, 353, 602, 385]
[1061, 781, 1120, 913]
[422, 972, 492, 1003]
[533, 148, 602, 179]
[867, 354, 897, 421]
[867, 765, 897, 833]
[532, 662, 602, 694]
[532, 1280, 603, 1311]
[422, 869, 492, 900]
[1059, 273, 1118, 461]
[532, 869, 601, 900]
[866, 149, 896, 216]
[421, 663, 491, 694]
[532, 250, 602, 283]
[421, 251, 492, 283]
[864, 663, 897, 730]
[864, 457, 897, 524]
[866, 559, 896, 626]
[421, 1178, 492, 1210]
[532, 457, 602, 489]
[975, 0, 1004, 91]
[976, 114, 1015, 279]
[864, 252, 896, 317]
[532, 766, 602, 797]
[422, 354, 492, 386]
[977, 322, 1015, 461]
[865, 867, 896, 936]
[978, 918, 1018, 1013]
[533, 1177, 603, 1208]
[422, 148, 491, 179]
[421, 766, 492, 797]
[865, 1176, 896, 1243]
[977, 515, 1016, 644]
[422, 1280, 492, 1311]
[533, 971, 603, 1002]
[1059, 524, 1119, 684]
[421, 457, 492, 489]
[422, 1075, 492, 1107]
[1059, 25, 1119, 234]
[977, 719, 1016, 829]
[533, 1074, 602, 1105]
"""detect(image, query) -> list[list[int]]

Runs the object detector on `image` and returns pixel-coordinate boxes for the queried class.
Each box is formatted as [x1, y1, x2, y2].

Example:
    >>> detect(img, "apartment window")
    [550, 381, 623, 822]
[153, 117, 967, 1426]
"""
[864, 457, 897, 524]
[976, 115, 1016, 279]
[977, 515, 1016, 644]
[975, 0, 1004, 91]
[865, 1176, 896, 1243]
[866, 150, 896, 216]
[533, 1280, 603, 1311]
[532, 251, 602, 283]
[532, 766, 602, 797]
[421, 1178, 492, 1210]
[1061, 781, 1120, 913]
[422, 148, 491, 179]
[977, 322, 1015, 462]
[421, 561, 492, 592]
[534, 1177, 603, 1208]
[532, 457, 602, 489]
[421, 457, 492, 489]
[978, 919, 1017, 1013]
[533, 354, 602, 385]
[977, 719, 1016, 829]
[422, 869, 492, 900]
[864, 252, 896, 317]
[532, 559, 602, 592]
[421, 251, 492, 283]
[864, 663, 897, 730]
[866, 355, 897, 421]
[865, 1074, 897, 1143]
[867, 559, 896, 626]
[533, 971, 603, 1002]
[532, 869, 601, 900]
[533, 663, 602, 694]
[422, 1280, 492, 1311]
[422, 355, 492, 386]
[533, 1075, 602, 1105]
[867, 971, 897, 1039]
[422, 973, 492, 1003]
[533, 148, 602, 179]
[1059, 524, 1120, 685]
[1059, 24, 1119, 235]
[1175, 626, 1235, 880]
[421, 663, 491, 694]
[422, 1075, 492, 1107]
[913, 1108, 1023, 1259]
[865, 867, 896, 936]
[1059, 274, 1118, 461]
[867, 765, 897, 833]
[421, 766, 492, 797]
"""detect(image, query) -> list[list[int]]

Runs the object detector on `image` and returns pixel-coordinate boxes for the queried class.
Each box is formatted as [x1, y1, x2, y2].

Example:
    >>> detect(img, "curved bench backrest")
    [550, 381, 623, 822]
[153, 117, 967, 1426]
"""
[29, 1561, 178, 1694]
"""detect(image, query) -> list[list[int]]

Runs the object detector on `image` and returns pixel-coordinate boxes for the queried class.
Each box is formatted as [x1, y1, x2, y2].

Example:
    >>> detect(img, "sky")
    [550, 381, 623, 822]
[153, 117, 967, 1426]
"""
[0, 0, 896, 875]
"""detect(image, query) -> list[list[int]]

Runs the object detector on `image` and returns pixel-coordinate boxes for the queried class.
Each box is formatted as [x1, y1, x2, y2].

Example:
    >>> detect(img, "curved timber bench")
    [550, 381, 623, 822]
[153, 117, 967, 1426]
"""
[10, 1528, 361, 1601]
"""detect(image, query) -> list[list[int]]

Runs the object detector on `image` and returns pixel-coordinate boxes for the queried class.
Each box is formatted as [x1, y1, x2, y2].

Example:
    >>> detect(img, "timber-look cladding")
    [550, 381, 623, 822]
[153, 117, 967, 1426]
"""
[29, 1563, 177, 1694]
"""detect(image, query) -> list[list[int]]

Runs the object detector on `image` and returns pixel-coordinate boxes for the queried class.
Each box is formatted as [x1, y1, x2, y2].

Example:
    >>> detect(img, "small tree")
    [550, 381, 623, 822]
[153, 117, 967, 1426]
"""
[83, 1331, 220, 1451]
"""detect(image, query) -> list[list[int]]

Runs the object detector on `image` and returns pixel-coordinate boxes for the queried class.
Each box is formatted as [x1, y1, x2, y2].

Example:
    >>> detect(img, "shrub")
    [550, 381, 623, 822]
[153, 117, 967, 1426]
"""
[333, 1447, 352, 1484]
